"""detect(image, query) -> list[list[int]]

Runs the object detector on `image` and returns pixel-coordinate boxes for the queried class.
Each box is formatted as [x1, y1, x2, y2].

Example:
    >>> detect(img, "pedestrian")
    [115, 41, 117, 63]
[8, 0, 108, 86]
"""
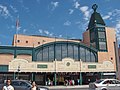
[77, 79, 80, 85]
[48, 78, 51, 86]
[31, 81, 38, 90]
[65, 79, 68, 86]
[2, 79, 14, 90]
[72, 80, 75, 85]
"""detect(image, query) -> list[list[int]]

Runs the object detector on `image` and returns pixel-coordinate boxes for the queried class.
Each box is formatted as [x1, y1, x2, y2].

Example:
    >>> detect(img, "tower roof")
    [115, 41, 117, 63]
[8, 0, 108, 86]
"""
[88, 4, 105, 29]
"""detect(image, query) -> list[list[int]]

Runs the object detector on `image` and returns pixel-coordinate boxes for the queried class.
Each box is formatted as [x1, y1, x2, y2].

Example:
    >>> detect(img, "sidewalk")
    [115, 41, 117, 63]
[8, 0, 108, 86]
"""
[45, 85, 89, 89]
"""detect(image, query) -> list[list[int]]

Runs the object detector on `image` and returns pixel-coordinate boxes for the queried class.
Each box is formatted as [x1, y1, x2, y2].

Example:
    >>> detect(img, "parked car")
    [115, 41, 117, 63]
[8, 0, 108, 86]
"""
[0, 80, 49, 90]
[89, 79, 120, 90]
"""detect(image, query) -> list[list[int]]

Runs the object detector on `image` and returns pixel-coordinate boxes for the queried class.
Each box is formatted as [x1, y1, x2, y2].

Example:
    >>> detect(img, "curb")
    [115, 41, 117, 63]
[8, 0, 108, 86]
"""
[45, 85, 89, 89]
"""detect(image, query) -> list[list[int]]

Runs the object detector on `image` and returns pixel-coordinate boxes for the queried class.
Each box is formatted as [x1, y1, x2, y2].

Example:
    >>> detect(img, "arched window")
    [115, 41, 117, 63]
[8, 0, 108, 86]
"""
[35, 41, 97, 62]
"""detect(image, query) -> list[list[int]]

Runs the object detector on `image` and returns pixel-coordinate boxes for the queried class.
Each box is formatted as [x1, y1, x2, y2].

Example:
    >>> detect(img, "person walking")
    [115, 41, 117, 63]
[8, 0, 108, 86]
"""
[2, 79, 14, 90]
[31, 81, 38, 90]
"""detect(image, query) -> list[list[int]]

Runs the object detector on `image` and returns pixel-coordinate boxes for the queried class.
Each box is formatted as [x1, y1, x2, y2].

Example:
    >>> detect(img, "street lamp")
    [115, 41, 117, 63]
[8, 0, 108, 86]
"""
[17, 65, 20, 79]
[79, 59, 82, 85]
[54, 59, 57, 86]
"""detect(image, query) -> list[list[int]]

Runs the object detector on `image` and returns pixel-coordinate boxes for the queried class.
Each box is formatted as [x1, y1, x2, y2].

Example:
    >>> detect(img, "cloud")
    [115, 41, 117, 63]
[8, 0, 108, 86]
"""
[0, 4, 11, 18]
[102, 9, 120, 44]
[74, 1, 80, 9]
[64, 21, 71, 26]
[10, 5, 18, 13]
[38, 29, 54, 37]
[51, 1, 59, 11]
[69, 9, 74, 14]
[103, 11, 113, 20]
[103, 15, 110, 20]
[49, 33, 53, 37]
[59, 35, 63, 38]
[115, 21, 120, 34]
[38, 29, 43, 34]
[75, 20, 89, 32]
[80, 6, 91, 21]
[80, 6, 88, 12]
[23, 29, 27, 33]
[75, 21, 81, 24]
[115, 21, 120, 42]
[44, 30, 49, 35]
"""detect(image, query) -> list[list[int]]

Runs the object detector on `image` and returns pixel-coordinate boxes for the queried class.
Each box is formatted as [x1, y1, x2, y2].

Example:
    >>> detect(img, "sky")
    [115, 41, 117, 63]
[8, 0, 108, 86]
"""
[0, 0, 120, 45]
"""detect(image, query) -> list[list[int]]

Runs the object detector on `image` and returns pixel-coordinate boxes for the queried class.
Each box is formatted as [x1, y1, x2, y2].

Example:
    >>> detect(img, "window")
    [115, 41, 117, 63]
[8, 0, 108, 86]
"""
[35, 42, 98, 62]
[74, 45, 78, 61]
[91, 52, 96, 62]
[12, 81, 19, 86]
[99, 42, 107, 50]
[26, 41, 28, 43]
[17, 40, 20, 43]
[86, 49, 90, 62]
[36, 50, 42, 61]
[55, 44, 62, 61]
[20, 82, 28, 87]
[62, 44, 67, 59]
[0, 65, 8, 72]
[98, 31, 105, 38]
[43, 47, 48, 62]
[38, 42, 40, 44]
[68, 44, 73, 59]
[49, 46, 54, 62]
[80, 47, 85, 62]
[91, 32, 95, 41]
[103, 80, 110, 84]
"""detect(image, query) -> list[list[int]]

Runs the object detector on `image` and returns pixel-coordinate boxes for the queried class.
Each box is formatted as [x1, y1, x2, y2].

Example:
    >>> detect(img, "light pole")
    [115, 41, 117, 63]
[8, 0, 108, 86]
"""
[54, 59, 57, 86]
[79, 59, 82, 85]
[17, 65, 20, 79]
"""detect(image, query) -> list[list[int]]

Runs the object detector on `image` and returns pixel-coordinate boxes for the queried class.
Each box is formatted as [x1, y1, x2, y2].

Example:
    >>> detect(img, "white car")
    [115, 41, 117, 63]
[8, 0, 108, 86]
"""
[89, 79, 120, 90]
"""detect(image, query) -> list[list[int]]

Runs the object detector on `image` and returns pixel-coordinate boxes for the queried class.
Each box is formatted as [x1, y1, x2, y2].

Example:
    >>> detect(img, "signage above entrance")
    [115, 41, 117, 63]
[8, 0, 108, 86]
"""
[37, 64, 48, 68]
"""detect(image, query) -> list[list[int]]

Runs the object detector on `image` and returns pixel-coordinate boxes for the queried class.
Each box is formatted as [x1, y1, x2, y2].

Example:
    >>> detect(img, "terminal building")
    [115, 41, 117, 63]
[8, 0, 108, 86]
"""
[0, 4, 119, 85]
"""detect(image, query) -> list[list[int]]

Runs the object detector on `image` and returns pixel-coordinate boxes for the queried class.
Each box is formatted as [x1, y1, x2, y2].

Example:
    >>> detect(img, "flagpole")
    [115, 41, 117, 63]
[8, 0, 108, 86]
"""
[14, 17, 20, 78]
[15, 16, 20, 47]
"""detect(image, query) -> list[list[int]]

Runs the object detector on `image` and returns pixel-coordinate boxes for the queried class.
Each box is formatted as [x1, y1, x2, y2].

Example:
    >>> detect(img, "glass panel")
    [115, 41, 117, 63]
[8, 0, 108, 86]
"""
[74, 45, 78, 61]
[48, 45, 54, 62]
[80, 47, 85, 62]
[97, 27, 105, 31]
[0, 65, 8, 72]
[43, 47, 48, 62]
[91, 32, 95, 41]
[91, 42, 96, 48]
[36, 50, 42, 61]
[99, 42, 107, 50]
[55, 44, 62, 61]
[62, 44, 67, 59]
[98, 31, 105, 38]
[68, 44, 73, 59]
[91, 52, 96, 62]
[86, 49, 90, 62]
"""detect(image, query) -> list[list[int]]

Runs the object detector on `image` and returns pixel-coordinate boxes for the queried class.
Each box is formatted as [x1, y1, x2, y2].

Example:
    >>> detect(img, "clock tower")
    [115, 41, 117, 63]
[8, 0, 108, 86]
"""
[88, 4, 107, 51]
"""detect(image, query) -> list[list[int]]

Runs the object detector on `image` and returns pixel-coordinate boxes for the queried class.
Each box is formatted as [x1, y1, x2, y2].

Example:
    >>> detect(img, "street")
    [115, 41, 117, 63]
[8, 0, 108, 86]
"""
[50, 88, 89, 90]
[46, 85, 89, 90]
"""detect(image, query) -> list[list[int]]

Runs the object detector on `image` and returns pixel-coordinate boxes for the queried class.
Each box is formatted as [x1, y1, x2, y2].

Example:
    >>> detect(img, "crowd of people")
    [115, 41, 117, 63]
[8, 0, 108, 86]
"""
[45, 78, 80, 86]
[64, 79, 80, 86]
[2, 79, 38, 90]
[2, 78, 80, 90]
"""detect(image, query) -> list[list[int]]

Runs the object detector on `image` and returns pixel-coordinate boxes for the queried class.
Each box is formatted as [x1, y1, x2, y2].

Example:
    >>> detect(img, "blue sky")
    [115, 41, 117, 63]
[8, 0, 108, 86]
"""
[0, 0, 120, 45]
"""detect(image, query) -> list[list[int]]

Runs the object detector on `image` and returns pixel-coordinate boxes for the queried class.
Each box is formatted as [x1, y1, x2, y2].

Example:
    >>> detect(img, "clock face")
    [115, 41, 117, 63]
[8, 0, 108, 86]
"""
[66, 62, 70, 66]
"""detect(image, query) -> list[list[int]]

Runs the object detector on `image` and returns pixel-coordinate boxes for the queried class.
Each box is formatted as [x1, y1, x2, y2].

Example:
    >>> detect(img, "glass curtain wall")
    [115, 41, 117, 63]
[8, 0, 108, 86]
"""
[35, 42, 97, 62]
